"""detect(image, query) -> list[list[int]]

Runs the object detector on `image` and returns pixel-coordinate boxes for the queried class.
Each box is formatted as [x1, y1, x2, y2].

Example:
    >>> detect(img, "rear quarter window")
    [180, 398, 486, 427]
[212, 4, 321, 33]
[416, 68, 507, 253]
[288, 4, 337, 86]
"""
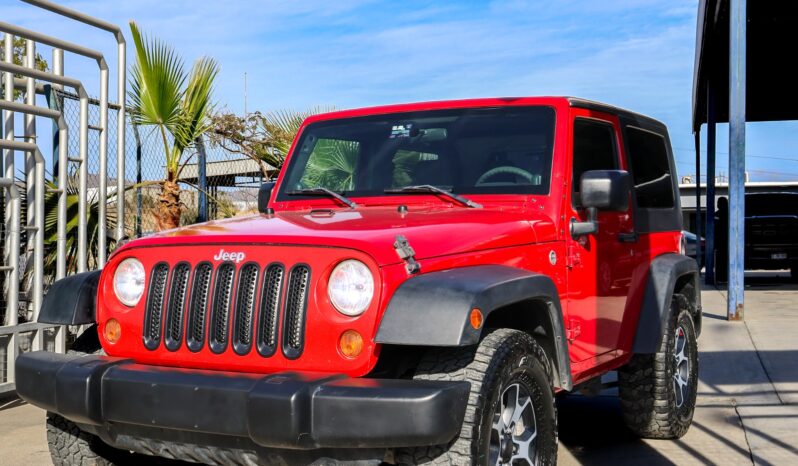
[626, 127, 674, 209]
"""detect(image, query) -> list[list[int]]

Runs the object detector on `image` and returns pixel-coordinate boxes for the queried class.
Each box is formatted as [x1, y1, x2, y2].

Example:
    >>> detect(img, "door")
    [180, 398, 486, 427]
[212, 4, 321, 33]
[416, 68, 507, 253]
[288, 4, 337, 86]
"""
[566, 114, 636, 362]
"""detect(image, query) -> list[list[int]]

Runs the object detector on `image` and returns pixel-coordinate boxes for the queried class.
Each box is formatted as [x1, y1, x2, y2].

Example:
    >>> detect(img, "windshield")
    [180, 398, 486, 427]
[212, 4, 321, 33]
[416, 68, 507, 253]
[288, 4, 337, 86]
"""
[276, 106, 556, 202]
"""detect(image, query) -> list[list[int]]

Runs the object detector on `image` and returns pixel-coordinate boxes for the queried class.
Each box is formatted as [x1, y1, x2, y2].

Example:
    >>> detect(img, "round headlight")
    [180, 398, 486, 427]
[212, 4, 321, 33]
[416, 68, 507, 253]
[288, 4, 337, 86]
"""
[328, 260, 374, 316]
[113, 258, 145, 307]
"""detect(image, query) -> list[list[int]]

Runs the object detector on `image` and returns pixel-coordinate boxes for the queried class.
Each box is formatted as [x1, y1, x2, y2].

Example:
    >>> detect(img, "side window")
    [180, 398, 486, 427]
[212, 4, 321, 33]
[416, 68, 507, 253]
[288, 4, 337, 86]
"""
[626, 127, 674, 208]
[572, 119, 618, 207]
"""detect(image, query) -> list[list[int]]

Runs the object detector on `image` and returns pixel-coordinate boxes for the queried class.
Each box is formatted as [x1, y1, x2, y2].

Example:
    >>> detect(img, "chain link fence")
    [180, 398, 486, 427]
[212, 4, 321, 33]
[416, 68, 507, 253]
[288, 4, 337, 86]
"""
[53, 89, 263, 237]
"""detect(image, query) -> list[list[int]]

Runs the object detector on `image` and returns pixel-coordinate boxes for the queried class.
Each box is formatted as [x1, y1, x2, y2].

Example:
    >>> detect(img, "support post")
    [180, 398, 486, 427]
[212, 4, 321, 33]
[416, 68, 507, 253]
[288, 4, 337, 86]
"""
[694, 130, 702, 269]
[197, 136, 208, 223]
[133, 123, 142, 237]
[728, 0, 746, 320]
[705, 85, 717, 284]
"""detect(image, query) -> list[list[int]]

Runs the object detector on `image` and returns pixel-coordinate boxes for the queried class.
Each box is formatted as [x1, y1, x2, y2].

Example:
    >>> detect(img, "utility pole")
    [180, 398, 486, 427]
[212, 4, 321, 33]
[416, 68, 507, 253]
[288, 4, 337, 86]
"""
[244, 71, 248, 115]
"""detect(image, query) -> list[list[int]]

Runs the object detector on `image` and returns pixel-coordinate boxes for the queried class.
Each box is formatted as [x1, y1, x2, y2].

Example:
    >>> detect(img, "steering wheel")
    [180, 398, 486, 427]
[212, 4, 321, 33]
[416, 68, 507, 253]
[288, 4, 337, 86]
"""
[476, 166, 535, 185]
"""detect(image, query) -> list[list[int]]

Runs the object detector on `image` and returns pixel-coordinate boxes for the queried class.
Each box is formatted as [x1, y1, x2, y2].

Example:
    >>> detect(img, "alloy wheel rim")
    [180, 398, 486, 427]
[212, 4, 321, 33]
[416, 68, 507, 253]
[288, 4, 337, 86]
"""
[673, 325, 690, 408]
[490, 382, 537, 466]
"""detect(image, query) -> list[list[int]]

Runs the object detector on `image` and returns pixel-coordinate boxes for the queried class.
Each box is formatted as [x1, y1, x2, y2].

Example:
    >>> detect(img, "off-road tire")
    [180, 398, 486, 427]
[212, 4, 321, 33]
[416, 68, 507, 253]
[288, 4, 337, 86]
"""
[619, 294, 699, 439]
[396, 328, 557, 465]
[47, 337, 128, 465]
[46, 412, 134, 466]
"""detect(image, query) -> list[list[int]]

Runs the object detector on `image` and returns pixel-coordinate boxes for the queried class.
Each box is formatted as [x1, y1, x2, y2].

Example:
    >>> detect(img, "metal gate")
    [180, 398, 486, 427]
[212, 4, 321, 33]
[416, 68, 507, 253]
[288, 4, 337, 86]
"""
[0, 0, 126, 395]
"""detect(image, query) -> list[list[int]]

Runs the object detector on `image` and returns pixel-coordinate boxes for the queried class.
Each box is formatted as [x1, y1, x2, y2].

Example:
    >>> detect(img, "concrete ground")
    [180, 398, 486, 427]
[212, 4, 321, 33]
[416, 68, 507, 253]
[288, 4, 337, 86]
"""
[1, 272, 797, 465]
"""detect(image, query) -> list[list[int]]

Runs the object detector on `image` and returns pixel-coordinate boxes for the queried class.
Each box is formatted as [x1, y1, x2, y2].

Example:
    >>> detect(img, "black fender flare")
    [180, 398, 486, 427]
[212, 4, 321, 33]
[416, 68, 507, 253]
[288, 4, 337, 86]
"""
[38, 270, 101, 325]
[375, 265, 572, 390]
[632, 253, 701, 354]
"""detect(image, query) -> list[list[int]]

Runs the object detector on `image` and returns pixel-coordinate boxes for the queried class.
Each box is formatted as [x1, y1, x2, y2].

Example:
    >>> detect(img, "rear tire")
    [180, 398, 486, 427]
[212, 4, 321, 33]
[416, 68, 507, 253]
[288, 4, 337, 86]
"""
[618, 294, 699, 439]
[396, 328, 557, 465]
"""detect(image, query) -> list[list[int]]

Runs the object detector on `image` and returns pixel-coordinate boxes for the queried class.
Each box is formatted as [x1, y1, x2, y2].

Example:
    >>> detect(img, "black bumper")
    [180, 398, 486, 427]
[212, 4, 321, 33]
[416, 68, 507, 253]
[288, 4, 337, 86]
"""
[15, 351, 469, 450]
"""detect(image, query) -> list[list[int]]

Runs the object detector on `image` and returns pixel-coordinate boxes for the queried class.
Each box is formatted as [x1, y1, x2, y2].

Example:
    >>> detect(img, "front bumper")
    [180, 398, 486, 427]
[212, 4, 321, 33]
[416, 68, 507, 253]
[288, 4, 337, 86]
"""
[15, 351, 469, 450]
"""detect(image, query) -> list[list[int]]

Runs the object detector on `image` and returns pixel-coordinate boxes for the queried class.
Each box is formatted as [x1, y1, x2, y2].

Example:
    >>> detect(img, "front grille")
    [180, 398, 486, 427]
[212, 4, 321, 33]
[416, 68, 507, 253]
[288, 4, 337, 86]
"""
[209, 263, 236, 354]
[164, 263, 191, 351]
[143, 263, 169, 350]
[187, 262, 213, 352]
[142, 260, 310, 358]
[282, 265, 311, 359]
[257, 264, 284, 357]
[232, 263, 260, 355]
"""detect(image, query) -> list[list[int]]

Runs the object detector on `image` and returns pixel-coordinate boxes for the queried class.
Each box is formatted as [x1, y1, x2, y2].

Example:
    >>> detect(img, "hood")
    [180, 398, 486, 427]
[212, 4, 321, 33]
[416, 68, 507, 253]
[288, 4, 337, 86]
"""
[119, 205, 558, 266]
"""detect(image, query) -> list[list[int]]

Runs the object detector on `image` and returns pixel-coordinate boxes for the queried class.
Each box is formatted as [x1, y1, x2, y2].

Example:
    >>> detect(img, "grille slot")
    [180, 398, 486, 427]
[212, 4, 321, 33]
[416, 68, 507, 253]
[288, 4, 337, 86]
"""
[282, 265, 310, 359]
[257, 263, 284, 357]
[209, 262, 236, 354]
[232, 263, 260, 355]
[186, 262, 213, 352]
[143, 263, 169, 350]
[164, 263, 191, 351]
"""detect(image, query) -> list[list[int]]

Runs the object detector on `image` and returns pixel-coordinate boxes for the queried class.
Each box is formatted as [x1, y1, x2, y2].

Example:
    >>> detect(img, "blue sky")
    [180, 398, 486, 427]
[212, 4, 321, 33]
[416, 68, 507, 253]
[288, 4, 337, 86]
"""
[5, 0, 798, 181]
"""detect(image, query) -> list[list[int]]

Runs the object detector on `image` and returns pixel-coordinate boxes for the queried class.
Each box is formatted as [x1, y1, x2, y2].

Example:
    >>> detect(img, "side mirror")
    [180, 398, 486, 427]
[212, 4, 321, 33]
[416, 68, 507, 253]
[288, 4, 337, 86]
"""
[258, 182, 276, 214]
[571, 170, 631, 238]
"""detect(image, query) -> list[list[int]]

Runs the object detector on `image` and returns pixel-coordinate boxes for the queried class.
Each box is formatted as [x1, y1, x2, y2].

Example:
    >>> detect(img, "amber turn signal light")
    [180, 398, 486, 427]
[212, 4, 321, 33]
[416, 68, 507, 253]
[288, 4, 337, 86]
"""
[339, 330, 364, 358]
[104, 318, 122, 344]
[470, 308, 483, 329]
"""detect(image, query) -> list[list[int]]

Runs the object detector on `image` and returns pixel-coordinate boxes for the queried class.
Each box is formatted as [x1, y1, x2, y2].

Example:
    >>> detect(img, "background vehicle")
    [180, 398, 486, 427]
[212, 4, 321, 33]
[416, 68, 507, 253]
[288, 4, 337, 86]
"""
[16, 97, 701, 466]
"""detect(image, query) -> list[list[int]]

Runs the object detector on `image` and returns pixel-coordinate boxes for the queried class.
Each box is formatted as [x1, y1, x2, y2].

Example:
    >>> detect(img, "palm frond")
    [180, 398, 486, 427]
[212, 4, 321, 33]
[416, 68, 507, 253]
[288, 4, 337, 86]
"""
[127, 21, 185, 131]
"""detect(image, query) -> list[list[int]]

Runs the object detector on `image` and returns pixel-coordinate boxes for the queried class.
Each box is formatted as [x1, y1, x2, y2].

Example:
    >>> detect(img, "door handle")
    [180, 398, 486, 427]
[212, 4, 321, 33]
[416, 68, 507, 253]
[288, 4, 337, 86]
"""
[618, 231, 638, 243]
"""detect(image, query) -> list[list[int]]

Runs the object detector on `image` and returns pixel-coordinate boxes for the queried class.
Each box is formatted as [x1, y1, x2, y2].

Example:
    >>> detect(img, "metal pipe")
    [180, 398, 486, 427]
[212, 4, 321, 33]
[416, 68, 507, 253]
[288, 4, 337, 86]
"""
[728, 0, 746, 321]
[2, 34, 17, 326]
[694, 130, 702, 270]
[0, 176, 19, 326]
[0, 140, 44, 321]
[705, 85, 716, 284]
[98, 67, 109, 265]
[20, 0, 127, 244]
[0, 100, 69, 282]
[24, 39, 43, 316]
[0, 61, 90, 273]
[117, 41, 126, 243]
[0, 21, 110, 272]
[51, 48, 67, 279]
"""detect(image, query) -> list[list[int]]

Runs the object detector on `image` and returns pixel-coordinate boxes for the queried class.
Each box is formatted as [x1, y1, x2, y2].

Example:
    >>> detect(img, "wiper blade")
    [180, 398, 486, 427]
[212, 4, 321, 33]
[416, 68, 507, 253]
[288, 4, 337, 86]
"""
[384, 185, 482, 208]
[286, 187, 358, 209]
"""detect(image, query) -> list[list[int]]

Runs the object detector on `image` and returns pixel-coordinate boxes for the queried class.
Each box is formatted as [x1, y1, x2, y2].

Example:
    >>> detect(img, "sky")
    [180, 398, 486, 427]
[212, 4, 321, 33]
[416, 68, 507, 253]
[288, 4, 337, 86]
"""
[5, 0, 798, 182]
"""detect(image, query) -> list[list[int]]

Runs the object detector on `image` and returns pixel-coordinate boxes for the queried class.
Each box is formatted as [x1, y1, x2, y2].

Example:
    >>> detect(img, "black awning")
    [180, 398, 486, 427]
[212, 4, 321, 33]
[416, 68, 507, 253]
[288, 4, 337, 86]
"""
[692, 0, 798, 132]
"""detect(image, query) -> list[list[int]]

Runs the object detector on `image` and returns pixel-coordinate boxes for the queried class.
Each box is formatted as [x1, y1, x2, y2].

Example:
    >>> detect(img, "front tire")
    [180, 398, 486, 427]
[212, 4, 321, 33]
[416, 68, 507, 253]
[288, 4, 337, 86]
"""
[618, 294, 699, 439]
[397, 329, 557, 465]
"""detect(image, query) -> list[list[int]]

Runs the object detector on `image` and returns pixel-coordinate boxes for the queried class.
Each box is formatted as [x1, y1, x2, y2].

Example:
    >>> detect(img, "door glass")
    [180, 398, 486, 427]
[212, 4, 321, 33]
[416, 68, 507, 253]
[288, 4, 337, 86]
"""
[572, 119, 618, 207]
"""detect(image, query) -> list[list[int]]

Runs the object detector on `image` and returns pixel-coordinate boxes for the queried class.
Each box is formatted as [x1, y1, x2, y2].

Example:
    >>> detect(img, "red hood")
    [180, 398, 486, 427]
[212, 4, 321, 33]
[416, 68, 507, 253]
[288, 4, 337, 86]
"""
[116, 205, 558, 266]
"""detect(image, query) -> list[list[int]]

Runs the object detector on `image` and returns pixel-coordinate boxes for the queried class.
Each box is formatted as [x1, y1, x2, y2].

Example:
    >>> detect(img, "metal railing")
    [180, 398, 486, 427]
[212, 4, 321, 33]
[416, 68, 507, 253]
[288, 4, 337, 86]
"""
[0, 0, 126, 393]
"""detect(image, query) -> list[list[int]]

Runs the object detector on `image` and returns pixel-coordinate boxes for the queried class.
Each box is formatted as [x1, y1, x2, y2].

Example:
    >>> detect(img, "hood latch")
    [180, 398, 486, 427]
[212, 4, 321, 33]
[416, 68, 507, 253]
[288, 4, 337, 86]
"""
[394, 235, 421, 275]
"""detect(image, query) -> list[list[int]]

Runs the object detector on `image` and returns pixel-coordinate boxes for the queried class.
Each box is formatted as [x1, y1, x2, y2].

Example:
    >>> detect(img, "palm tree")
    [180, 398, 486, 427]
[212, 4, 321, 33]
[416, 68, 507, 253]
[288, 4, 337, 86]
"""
[127, 21, 220, 230]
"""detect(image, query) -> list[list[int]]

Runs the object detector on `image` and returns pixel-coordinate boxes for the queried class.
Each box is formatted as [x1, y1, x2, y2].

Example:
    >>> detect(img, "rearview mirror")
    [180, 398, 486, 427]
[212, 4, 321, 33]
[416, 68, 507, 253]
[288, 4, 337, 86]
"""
[571, 170, 631, 238]
[258, 182, 276, 214]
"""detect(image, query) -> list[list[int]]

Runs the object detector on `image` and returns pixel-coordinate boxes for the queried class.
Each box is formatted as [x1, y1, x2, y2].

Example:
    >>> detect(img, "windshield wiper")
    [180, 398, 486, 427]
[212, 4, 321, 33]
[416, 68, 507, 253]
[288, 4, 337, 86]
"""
[286, 187, 358, 209]
[385, 185, 482, 208]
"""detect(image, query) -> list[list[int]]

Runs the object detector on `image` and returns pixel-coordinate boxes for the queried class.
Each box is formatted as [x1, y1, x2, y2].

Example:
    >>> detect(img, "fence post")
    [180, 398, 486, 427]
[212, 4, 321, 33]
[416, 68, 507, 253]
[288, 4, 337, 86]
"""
[133, 123, 142, 237]
[196, 136, 208, 223]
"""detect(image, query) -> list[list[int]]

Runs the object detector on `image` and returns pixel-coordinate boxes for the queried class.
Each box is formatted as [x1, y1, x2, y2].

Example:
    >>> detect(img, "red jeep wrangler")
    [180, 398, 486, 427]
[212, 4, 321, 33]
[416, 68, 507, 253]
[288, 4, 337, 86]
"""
[17, 97, 701, 466]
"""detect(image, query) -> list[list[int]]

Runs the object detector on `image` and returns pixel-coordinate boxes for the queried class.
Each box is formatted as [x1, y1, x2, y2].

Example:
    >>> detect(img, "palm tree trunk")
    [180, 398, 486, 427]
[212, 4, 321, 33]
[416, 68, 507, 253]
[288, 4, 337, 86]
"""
[156, 181, 182, 230]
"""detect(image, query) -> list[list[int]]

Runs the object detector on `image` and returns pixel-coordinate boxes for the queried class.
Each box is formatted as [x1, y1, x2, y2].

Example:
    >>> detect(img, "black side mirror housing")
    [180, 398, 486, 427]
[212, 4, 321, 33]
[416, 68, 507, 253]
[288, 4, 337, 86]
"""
[258, 182, 276, 214]
[571, 170, 631, 238]
[580, 170, 631, 211]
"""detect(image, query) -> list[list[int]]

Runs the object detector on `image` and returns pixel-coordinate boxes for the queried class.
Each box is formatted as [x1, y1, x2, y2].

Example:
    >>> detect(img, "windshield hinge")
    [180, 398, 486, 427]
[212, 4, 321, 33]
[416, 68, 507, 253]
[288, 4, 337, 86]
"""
[394, 235, 421, 274]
